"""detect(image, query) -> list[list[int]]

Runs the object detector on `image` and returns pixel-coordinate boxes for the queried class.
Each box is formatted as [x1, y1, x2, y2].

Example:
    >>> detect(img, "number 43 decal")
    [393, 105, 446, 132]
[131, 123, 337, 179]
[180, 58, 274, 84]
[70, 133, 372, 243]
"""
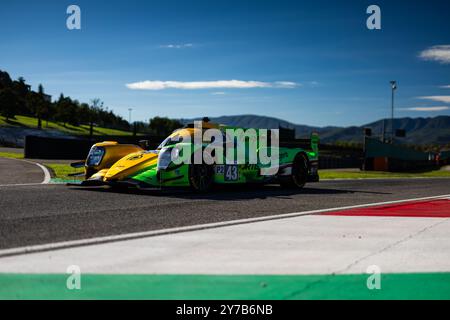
[224, 165, 239, 181]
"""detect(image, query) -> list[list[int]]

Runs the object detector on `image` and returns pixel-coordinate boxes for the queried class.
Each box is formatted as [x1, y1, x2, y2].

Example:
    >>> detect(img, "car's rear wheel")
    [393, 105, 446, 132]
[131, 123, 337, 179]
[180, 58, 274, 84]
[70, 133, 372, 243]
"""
[189, 163, 214, 192]
[280, 154, 308, 189]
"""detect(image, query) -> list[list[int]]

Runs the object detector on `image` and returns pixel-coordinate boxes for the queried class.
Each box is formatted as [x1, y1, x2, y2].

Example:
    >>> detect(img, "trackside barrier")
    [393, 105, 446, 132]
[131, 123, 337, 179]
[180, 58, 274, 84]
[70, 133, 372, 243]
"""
[363, 137, 439, 172]
[24, 135, 163, 159]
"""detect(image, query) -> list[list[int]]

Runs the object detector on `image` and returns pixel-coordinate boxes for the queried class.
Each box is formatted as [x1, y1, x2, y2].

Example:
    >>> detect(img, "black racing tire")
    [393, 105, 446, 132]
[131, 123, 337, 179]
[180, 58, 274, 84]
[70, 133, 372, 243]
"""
[280, 154, 308, 189]
[189, 163, 214, 192]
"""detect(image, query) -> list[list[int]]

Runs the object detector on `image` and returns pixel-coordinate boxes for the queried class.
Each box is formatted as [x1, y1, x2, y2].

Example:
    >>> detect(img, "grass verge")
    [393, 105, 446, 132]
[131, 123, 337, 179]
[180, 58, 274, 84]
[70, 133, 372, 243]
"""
[319, 169, 450, 179]
[0, 115, 132, 136]
[0, 152, 24, 159]
[44, 163, 84, 182]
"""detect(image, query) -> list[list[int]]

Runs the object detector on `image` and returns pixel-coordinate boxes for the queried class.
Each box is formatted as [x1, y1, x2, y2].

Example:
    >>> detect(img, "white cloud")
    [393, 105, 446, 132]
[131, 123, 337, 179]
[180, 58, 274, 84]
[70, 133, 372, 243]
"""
[211, 91, 226, 95]
[126, 80, 300, 90]
[159, 43, 194, 49]
[400, 106, 450, 112]
[417, 96, 450, 103]
[440, 85, 450, 89]
[419, 45, 450, 64]
[307, 81, 320, 87]
[273, 81, 299, 88]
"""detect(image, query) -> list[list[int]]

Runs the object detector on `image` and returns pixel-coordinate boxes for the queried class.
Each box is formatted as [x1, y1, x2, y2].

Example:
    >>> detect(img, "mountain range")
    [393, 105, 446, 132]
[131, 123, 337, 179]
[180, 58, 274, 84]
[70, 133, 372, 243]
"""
[179, 115, 450, 145]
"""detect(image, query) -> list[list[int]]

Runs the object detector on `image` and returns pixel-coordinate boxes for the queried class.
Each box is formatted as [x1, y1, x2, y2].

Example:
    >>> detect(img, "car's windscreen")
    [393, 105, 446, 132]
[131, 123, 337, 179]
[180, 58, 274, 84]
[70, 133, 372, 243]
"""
[157, 134, 183, 150]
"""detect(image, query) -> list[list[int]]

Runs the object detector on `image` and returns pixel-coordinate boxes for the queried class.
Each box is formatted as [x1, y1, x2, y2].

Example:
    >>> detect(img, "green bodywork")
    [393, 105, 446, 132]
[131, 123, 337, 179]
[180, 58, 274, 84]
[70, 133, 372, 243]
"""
[126, 129, 319, 188]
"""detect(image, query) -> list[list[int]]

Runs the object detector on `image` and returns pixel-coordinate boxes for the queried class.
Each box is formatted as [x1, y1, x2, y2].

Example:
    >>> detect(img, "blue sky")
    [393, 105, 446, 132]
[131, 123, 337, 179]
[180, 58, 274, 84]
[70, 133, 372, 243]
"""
[1, 0, 450, 126]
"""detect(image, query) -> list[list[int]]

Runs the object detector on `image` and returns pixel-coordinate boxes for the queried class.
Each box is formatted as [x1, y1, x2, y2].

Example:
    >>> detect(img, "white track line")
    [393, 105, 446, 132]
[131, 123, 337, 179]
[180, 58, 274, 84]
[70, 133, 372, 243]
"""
[34, 162, 51, 184]
[0, 158, 51, 186]
[20, 159, 51, 184]
[0, 182, 49, 187]
[1, 193, 449, 258]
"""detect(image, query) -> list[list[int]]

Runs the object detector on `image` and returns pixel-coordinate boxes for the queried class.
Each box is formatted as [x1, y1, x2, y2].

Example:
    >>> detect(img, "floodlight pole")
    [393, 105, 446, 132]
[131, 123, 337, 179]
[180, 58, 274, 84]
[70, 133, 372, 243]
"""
[128, 108, 133, 124]
[390, 81, 397, 143]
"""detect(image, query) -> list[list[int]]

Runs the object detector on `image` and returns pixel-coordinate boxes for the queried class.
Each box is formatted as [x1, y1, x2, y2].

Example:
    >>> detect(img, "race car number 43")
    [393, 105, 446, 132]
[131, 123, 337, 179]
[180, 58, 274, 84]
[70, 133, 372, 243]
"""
[224, 165, 239, 181]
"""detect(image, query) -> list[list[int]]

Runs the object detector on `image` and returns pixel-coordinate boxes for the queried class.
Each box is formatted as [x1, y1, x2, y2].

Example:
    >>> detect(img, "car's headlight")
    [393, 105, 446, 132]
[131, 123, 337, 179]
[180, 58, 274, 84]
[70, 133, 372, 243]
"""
[157, 147, 173, 170]
[171, 147, 180, 160]
[86, 146, 105, 166]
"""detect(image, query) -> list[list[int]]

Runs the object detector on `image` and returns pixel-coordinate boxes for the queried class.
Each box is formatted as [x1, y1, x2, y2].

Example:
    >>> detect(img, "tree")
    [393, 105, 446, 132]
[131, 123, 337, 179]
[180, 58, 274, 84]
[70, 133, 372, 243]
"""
[88, 98, 103, 138]
[67, 99, 81, 126]
[0, 70, 13, 90]
[133, 121, 151, 134]
[0, 88, 19, 120]
[8, 76, 29, 115]
[149, 117, 183, 136]
[78, 102, 91, 124]
[36, 84, 45, 129]
[25, 91, 41, 128]
[55, 94, 73, 127]
[0, 68, 138, 134]
[15, 77, 29, 96]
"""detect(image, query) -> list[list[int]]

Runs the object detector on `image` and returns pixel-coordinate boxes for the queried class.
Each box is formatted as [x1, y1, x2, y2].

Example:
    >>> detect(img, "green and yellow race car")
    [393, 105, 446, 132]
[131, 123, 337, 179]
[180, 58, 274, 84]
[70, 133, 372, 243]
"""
[72, 120, 319, 192]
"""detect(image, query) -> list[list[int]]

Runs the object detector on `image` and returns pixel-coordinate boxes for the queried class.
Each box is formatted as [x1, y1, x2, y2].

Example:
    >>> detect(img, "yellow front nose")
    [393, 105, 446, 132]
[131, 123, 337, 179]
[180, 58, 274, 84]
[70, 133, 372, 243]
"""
[104, 151, 158, 181]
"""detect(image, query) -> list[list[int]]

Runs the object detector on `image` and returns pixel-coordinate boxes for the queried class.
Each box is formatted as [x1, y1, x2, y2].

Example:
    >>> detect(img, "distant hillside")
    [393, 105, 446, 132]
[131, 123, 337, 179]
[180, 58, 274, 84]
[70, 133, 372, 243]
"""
[180, 115, 450, 145]
[323, 116, 450, 145]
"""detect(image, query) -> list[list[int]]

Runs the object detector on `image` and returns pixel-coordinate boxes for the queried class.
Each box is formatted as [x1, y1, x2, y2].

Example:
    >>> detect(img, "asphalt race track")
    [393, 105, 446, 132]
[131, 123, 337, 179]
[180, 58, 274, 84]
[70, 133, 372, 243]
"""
[1, 177, 449, 250]
[0, 157, 46, 185]
[1, 159, 450, 299]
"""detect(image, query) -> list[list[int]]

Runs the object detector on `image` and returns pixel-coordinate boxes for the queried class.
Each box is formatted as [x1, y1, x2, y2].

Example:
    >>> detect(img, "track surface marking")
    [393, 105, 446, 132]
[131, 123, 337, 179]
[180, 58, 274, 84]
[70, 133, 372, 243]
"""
[0, 157, 49, 185]
[323, 198, 450, 218]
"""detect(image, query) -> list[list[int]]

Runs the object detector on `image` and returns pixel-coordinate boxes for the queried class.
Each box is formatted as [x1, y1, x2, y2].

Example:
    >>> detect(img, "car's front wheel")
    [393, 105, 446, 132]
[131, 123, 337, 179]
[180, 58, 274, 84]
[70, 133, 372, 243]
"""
[189, 163, 214, 192]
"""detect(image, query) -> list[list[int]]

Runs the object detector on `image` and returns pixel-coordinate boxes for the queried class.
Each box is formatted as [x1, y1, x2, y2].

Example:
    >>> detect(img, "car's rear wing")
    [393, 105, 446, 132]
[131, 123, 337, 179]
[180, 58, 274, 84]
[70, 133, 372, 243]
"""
[278, 132, 319, 153]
